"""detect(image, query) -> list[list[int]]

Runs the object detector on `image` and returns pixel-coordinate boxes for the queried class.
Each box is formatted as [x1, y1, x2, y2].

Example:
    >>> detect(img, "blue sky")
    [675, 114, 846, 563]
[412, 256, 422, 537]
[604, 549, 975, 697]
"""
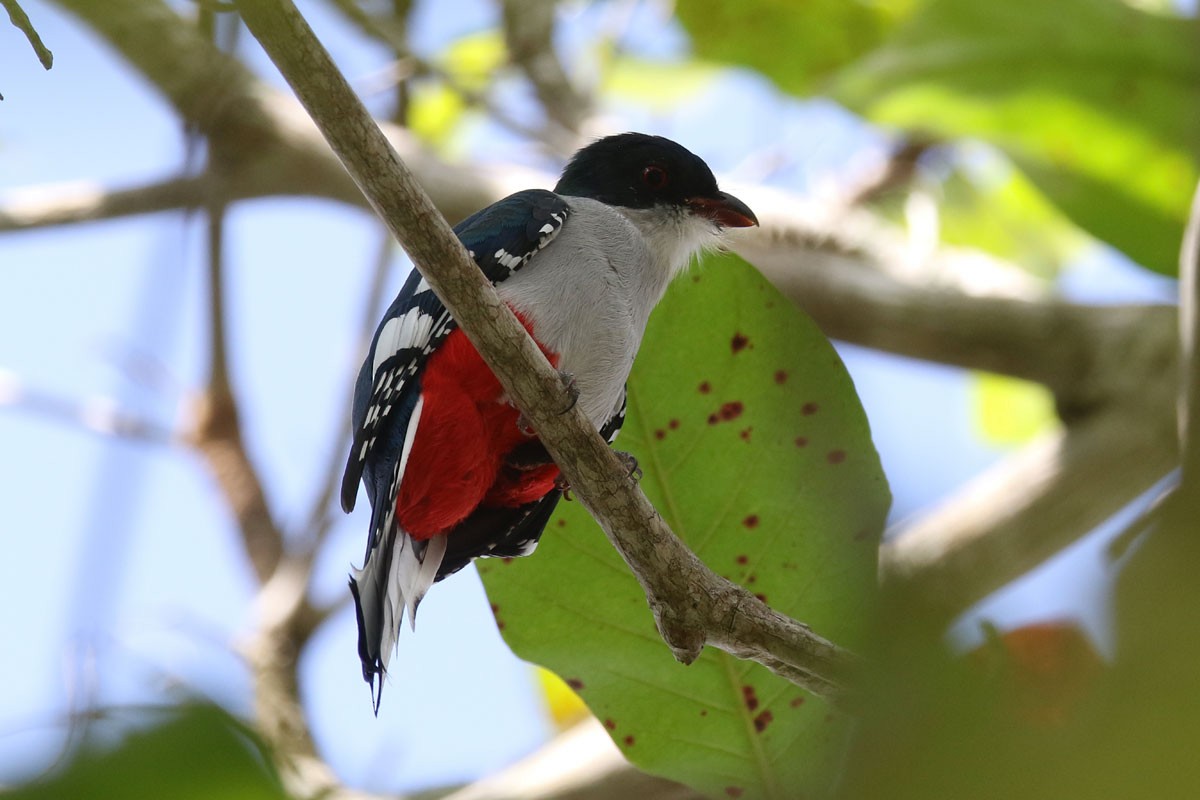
[0, 0, 1178, 794]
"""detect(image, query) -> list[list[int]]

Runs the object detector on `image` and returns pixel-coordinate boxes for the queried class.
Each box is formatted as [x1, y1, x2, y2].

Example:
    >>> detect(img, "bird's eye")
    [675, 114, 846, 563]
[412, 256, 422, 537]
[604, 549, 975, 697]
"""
[641, 164, 669, 190]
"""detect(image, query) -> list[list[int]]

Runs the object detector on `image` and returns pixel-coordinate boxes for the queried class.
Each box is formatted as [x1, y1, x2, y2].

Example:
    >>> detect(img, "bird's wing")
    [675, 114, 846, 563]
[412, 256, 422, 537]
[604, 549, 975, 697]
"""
[339, 189, 572, 517]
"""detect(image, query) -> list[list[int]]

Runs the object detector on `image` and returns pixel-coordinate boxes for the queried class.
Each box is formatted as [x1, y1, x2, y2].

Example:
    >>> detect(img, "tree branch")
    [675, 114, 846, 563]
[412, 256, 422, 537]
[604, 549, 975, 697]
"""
[0, 371, 173, 443]
[0, 175, 211, 232]
[187, 188, 284, 586]
[880, 413, 1177, 618]
[499, 0, 589, 137]
[3, 0, 53, 72]
[231, 0, 857, 701]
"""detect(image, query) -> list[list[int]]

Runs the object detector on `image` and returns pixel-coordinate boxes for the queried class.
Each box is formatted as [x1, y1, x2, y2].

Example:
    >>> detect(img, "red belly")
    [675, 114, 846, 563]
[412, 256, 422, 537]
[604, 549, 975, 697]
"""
[395, 325, 560, 539]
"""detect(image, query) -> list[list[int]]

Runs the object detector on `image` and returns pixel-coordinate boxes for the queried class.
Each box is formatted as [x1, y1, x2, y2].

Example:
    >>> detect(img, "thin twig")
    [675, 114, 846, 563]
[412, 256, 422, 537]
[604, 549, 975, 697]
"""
[499, 0, 588, 137]
[0, 174, 211, 233]
[0, 372, 174, 443]
[841, 136, 936, 208]
[327, 0, 565, 149]
[3, 0, 53, 70]
[232, 0, 857, 701]
[188, 191, 284, 585]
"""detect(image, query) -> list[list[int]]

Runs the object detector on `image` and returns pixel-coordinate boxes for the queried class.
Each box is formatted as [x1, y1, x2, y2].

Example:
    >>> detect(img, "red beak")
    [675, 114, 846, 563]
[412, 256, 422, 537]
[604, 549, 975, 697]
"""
[686, 191, 759, 228]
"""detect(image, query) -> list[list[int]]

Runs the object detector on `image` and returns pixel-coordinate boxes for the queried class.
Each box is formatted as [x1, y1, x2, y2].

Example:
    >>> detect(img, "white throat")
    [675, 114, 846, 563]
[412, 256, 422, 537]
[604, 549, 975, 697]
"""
[617, 205, 724, 302]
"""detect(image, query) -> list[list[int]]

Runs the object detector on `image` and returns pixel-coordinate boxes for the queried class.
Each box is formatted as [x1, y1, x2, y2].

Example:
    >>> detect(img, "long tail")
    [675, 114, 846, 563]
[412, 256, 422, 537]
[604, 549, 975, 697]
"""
[349, 528, 447, 712]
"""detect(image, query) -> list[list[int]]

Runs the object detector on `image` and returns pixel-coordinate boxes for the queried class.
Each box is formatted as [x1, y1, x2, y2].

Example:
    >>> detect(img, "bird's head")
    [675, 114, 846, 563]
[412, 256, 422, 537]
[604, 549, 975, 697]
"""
[554, 133, 758, 230]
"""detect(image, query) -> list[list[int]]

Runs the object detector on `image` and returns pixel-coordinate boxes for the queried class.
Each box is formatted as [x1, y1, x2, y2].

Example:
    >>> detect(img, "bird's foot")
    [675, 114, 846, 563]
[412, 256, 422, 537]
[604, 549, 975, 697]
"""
[516, 370, 578, 434]
[556, 370, 579, 415]
[615, 451, 642, 482]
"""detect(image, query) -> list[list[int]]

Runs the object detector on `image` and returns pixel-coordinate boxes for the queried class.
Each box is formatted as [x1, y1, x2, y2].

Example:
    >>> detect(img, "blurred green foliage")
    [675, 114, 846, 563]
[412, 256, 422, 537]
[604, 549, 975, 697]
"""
[682, 0, 1200, 276]
[676, 0, 913, 95]
[829, 0, 1200, 275]
[8, 705, 287, 800]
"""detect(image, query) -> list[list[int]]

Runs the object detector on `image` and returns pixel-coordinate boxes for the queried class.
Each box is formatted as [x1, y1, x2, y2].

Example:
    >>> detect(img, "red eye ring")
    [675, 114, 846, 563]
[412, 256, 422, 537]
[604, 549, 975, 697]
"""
[641, 164, 669, 189]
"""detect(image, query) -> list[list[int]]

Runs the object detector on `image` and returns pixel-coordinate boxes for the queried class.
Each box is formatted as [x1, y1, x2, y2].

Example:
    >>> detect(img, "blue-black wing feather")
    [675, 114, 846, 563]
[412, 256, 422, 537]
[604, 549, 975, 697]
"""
[340, 189, 572, 520]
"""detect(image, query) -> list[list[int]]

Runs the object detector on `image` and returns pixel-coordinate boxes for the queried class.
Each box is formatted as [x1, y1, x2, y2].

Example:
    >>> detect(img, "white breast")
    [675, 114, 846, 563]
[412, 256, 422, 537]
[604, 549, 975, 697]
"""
[496, 196, 722, 430]
[496, 199, 648, 428]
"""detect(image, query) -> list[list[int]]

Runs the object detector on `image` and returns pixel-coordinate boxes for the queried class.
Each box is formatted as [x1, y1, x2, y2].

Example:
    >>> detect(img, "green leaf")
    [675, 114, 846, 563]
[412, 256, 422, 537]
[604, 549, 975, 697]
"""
[8, 705, 287, 800]
[439, 30, 506, 91]
[603, 55, 721, 111]
[969, 372, 1057, 446]
[479, 256, 890, 799]
[675, 0, 914, 95]
[830, 0, 1200, 275]
[409, 83, 467, 145]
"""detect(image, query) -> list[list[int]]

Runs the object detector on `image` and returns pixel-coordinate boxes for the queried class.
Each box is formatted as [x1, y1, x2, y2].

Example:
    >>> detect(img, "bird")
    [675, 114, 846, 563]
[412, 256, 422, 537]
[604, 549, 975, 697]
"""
[340, 132, 758, 709]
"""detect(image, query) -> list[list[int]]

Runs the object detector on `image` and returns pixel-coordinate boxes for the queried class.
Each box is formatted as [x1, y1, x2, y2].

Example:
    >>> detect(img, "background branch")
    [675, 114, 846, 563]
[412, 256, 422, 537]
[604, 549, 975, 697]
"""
[499, 0, 589, 139]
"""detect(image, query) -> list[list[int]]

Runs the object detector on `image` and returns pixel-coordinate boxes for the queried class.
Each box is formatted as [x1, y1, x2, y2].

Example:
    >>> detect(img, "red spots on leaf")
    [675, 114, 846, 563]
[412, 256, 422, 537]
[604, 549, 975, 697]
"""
[790, 696, 806, 708]
[725, 788, 744, 798]
[827, 449, 847, 465]
[669, 419, 680, 430]
[736, 554, 749, 565]
[731, 332, 751, 353]
[743, 514, 760, 529]
[698, 381, 712, 394]
[742, 685, 759, 712]
[747, 573, 757, 584]
[754, 593, 768, 603]
[501, 557, 514, 564]
[566, 678, 584, 691]
[739, 427, 752, 442]
[623, 735, 635, 746]
[700, 709, 708, 717]
[802, 402, 819, 415]
[708, 401, 745, 426]
[556, 518, 567, 528]
[753, 710, 774, 732]
[654, 428, 666, 440]
[774, 370, 788, 384]
[794, 436, 809, 448]
[604, 718, 616, 730]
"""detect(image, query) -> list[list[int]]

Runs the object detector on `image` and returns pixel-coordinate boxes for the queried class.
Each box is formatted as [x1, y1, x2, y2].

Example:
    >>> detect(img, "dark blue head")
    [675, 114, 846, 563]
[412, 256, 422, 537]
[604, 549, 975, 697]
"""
[555, 133, 758, 228]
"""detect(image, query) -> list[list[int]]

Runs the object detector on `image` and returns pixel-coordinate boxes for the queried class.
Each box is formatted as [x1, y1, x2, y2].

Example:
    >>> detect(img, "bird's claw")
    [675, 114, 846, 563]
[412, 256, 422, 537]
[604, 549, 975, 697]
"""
[557, 370, 579, 415]
[515, 371, 577, 434]
[516, 412, 535, 437]
[615, 451, 642, 482]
